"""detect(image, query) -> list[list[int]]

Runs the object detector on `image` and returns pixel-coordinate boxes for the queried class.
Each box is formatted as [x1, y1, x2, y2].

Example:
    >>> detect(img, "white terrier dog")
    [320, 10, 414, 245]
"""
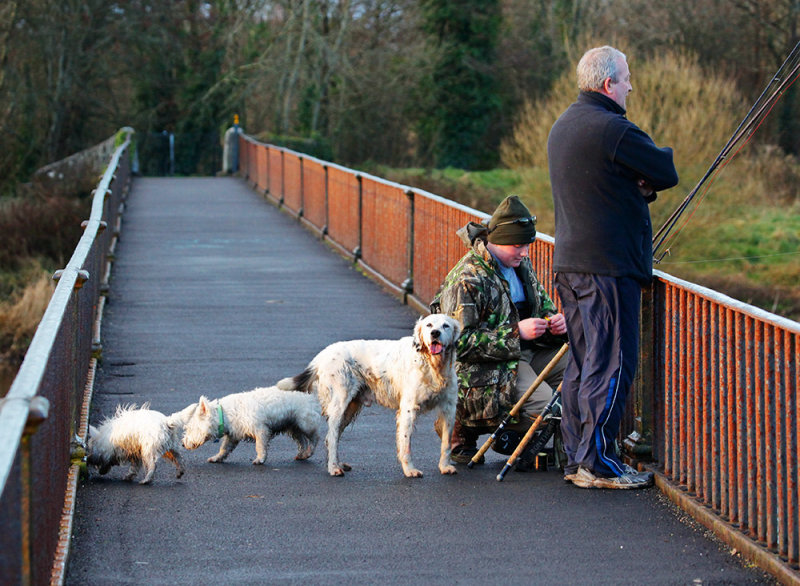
[87, 403, 194, 485]
[181, 386, 322, 465]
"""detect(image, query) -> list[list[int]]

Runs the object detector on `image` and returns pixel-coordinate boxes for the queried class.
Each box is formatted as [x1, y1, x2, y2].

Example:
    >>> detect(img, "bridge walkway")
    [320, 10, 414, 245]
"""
[64, 177, 773, 584]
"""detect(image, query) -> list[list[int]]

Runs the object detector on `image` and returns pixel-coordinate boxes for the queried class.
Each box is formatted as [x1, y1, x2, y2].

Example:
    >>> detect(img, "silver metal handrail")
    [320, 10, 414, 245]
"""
[0, 130, 132, 585]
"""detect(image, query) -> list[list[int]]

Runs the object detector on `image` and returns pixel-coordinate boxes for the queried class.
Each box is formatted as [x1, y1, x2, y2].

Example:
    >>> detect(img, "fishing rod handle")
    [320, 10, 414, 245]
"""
[468, 420, 509, 468]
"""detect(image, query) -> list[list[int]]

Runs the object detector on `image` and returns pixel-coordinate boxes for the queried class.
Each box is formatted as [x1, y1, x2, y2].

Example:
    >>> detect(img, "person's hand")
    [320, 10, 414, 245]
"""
[637, 178, 655, 197]
[546, 313, 567, 335]
[518, 317, 550, 340]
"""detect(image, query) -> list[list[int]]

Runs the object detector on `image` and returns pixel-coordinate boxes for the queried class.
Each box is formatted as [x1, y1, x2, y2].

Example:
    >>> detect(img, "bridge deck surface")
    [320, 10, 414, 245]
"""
[65, 177, 772, 585]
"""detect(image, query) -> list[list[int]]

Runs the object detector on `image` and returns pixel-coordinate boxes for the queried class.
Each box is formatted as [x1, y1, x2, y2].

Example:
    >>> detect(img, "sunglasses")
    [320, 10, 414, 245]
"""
[489, 216, 537, 232]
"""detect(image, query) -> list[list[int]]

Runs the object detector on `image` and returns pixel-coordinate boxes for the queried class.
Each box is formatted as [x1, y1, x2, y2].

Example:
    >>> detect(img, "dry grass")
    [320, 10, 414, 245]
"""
[0, 270, 54, 361]
[501, 51, 745, 181]
[498, 50, 752, 238]
[0, 187, 90, 367]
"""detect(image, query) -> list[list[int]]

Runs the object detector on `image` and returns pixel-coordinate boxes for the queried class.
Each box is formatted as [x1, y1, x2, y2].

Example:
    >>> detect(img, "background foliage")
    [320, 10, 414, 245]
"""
[416, 0, 502, 169]
[3, 0, 800, 186]
[0, 0, 798, 351]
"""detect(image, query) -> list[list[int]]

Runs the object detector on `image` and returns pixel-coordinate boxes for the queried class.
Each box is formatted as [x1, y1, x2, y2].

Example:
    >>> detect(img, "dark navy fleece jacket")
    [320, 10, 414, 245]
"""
[547, 91, 679, 284]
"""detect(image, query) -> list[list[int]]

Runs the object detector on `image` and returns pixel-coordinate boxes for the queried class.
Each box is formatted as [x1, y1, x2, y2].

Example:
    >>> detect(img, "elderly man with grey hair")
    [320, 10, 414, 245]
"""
[547, 46, 679, 489]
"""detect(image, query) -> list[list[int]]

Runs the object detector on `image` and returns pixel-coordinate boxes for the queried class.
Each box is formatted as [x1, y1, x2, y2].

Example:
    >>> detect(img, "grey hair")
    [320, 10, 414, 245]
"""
[577, 46, 627, 92]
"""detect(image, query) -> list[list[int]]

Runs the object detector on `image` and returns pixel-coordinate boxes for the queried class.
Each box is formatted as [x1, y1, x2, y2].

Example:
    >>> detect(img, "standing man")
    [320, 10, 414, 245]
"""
[547, 46, 678, 489]
[431, 195, 568, 471]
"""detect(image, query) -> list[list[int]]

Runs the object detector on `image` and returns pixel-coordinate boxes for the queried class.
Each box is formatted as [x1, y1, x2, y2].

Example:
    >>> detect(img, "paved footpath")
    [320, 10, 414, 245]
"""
[65, 177, 774, 585]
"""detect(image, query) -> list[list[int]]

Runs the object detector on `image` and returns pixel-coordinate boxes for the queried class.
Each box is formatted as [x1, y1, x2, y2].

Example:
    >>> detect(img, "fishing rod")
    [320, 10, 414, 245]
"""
[652, 40, 800, 262]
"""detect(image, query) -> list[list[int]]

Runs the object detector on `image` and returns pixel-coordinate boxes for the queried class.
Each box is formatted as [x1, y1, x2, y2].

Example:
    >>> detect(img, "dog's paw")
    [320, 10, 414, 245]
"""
[207, 455, 224, 463]
[329, 466, 346, 477]
[251, 458, 266, 465]
[440, 464, 457, 475]
[404, 468, 424, 478]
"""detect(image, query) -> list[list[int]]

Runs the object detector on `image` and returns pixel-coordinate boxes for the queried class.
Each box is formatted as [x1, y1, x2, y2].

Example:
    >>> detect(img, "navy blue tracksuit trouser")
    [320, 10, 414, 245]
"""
[554, 272, 641, 477]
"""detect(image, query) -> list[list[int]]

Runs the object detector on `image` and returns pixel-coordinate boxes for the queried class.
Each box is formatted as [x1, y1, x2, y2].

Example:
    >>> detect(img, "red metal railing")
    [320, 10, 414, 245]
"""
[282, 152, 302, 214]
[256, 146, 268, 194]
[648, 273, 800, 570]
[302, 158, 327, 230]
[411, 192, 485, 308]
[0, 132, 132, 585]
[359, 177, 411, 289]
[238, 132, 800, 579]
[324, 165, 361, 256]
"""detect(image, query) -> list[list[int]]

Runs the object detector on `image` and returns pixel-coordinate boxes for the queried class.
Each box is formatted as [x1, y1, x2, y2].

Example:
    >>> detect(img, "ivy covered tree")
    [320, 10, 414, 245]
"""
[122, 0, 245, 175]
[418, 0, 502, 169]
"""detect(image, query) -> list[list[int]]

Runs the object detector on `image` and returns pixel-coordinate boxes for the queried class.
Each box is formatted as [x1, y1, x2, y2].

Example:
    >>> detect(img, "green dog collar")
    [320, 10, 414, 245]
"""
[216, 404, 224, 437]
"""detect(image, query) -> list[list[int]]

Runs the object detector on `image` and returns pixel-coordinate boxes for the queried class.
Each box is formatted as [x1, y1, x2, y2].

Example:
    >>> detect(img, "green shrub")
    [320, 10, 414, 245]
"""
[0, 195, 88, 277]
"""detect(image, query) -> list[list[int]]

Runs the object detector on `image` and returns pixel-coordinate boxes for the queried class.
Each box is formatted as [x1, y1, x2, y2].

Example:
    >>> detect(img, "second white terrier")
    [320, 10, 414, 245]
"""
[87, 403, 194, 485]
[181, 386, 322, 465]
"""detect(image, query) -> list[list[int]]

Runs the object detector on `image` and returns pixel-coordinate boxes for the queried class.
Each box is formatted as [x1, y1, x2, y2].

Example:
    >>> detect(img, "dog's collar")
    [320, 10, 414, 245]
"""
[216, 404, 224, 437]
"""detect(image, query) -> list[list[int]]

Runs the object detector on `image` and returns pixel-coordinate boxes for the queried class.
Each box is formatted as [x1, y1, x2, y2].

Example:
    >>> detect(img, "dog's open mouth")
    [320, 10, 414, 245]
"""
[429, 341, 444, 355]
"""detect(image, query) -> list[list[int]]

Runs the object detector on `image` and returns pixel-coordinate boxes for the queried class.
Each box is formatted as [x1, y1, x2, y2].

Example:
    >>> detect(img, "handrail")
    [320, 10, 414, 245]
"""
[0, 135, 129, 489]
[653, 269, 800, 334]
[0, 129, 132, 585]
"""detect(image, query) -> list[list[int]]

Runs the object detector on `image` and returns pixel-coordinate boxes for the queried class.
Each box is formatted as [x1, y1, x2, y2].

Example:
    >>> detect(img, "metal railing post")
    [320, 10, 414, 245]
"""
[232, 115, 240, 174]
[168, 132, 175, 176]
[298, 156, 304, 218]
[20, 396, 49, 586]
[265, 145, 271, 197]
[402, 189, 415, 300]
[353, 175, 363, 261]
[280, 150, 285, 206]
[625, 281, 656, 460]
[322, 164, 329, 237]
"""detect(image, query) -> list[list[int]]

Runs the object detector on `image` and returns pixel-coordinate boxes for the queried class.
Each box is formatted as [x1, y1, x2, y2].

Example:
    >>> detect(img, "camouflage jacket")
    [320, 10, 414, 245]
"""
[430, 222, 559, 427]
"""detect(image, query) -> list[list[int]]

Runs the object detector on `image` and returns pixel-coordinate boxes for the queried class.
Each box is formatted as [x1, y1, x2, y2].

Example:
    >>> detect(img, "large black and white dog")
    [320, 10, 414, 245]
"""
[278, 314, 462, 478]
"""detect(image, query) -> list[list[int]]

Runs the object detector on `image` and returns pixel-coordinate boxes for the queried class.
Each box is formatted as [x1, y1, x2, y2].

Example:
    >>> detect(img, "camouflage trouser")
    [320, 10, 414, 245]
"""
[449, 419, 491, 452]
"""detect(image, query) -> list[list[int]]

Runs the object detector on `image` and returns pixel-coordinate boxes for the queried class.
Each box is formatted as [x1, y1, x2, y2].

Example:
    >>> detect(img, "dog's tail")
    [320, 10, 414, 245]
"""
[276, 366, 316, 394]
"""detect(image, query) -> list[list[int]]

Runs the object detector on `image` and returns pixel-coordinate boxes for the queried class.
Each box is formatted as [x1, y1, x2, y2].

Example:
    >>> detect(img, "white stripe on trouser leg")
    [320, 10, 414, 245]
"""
[595, 350, 624, 476]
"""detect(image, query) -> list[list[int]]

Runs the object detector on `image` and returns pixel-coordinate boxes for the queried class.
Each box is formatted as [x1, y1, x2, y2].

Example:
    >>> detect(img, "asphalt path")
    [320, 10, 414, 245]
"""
[65, 177, 774, 585]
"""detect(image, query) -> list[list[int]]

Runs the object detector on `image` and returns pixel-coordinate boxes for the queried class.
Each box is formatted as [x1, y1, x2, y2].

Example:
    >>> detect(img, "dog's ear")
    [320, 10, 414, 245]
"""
[198, 396, 211, 415]
[413, 317, 424, 352]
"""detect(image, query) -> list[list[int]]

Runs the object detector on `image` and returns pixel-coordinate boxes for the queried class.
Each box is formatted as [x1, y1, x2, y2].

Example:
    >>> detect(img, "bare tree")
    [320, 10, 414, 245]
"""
[231, 0, 426, 164]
